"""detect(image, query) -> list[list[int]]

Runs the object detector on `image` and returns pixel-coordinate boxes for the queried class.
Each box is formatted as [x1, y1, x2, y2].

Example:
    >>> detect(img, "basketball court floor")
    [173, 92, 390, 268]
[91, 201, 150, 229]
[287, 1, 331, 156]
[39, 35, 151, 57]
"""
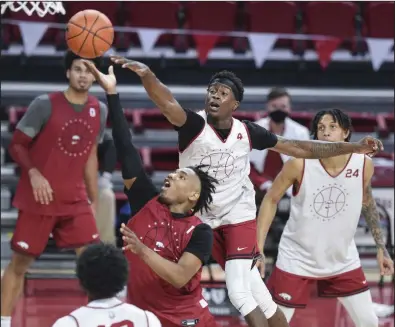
[3, 266, 393, 327]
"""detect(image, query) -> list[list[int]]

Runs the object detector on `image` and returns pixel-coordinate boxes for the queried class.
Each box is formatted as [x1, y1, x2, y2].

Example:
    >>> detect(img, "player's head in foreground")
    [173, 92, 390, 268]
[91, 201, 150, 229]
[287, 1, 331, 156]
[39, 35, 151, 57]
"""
[205, 70, 244, 121]
[158, 165, 218, 214]
[64, 50, 102, 93]
[77, 243, 128, 301]
[311, 108, 352, 143]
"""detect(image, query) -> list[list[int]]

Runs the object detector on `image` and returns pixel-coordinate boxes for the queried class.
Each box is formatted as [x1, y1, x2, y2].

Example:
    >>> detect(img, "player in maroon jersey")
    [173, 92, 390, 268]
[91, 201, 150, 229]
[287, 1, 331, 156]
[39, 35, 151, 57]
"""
[83, 60, 220, 327]
[0, 51, 108, 327]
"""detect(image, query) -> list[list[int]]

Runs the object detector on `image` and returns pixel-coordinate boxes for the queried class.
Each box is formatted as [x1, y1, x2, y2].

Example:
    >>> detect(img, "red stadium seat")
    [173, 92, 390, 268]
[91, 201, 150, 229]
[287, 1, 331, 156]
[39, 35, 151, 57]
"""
[122, 2, 181, 49]
[184, 2, 238, 48]
[130, 109, 262, 133]
[150, 147, 179, 171]
[303, 2, 358, 51]
[364, 2, 394, 38]
[245, 2, 299, 50]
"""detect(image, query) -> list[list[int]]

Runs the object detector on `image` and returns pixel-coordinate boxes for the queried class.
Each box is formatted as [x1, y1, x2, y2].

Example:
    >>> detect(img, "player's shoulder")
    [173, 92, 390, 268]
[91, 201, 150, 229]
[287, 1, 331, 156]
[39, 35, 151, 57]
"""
[98, 100, 108, 113]
[31, 93, 51, 105]
[284, 157, 304, 172]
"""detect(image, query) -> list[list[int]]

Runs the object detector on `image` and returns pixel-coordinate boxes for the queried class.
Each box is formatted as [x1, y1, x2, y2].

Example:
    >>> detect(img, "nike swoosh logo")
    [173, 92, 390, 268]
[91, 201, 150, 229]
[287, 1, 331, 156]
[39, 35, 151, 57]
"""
[154, 248, 160, 252]
[237, 247, 248, 251]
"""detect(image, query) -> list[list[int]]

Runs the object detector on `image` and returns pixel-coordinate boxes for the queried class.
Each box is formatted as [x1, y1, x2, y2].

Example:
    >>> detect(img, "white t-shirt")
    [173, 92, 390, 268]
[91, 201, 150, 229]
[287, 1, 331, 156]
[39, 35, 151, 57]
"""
[52, 297, 161, 327]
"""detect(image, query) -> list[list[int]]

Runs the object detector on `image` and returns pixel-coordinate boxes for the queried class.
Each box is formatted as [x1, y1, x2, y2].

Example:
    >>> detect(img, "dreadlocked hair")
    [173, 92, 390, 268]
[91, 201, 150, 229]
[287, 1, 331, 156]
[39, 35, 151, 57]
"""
[188, 165, 218, 214]
[209, 70, 244, 102]
[310, 108, 353, 142]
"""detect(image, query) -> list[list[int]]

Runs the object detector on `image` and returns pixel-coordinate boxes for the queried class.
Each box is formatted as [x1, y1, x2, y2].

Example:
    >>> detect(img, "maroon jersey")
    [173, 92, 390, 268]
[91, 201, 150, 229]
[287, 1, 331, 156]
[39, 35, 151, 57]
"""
[13, 92, 102, 216]
[126, 196, 207, 324]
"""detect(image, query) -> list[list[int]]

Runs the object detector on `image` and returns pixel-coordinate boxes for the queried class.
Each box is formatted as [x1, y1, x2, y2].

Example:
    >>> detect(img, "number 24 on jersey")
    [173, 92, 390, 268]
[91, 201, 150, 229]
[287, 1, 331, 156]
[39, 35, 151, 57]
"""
[345, 169, 359, 178]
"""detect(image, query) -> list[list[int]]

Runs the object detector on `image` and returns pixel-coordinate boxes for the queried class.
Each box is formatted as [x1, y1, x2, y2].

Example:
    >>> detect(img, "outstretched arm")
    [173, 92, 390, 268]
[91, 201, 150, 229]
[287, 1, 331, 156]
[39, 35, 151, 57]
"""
[271, 135, 383, 159]
[81, 60, 159, 213]
[362, 158, 394, 276]
[111, 56, 187, 127]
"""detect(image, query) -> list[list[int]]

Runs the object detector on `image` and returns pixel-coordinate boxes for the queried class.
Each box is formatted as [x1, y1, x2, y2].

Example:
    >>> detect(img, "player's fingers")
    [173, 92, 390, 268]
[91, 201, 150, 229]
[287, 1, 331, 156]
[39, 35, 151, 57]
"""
[33, 189, 39, 202]
[120, 223, 133, 233]
[37, 188, 47, 205]
[45, 186, 53, 202]
[122, 244, 134, 251]
[110, 56, 126, 64]
[108, 65, 114, 76]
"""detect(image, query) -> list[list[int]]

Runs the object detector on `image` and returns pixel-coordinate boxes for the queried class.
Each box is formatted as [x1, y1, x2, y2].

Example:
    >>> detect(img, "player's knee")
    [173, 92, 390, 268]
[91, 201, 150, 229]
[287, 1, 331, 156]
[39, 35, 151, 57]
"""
[227, 287, 257, 317]
[9, 252, 34, 276]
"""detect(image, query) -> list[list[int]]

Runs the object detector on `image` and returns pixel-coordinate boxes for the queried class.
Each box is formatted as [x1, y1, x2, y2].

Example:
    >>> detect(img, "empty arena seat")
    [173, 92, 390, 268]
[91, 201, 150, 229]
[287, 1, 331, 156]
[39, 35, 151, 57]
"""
[303, 2, 358, 51]
[364, 2, 395, 38]
[245, 2, 298, 50]
[130, 109, 262, 133]
[184, 1, 238, 48]
[150, 147, 179, 171]
[122, 2, 181, 48]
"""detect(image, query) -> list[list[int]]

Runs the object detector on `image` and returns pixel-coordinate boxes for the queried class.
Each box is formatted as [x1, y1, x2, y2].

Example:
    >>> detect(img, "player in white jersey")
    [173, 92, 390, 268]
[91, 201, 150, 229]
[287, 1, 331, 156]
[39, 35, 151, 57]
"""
[258, 109, 394, 326]
[52, 243, 161, 327]
[110, 56, 383, 327]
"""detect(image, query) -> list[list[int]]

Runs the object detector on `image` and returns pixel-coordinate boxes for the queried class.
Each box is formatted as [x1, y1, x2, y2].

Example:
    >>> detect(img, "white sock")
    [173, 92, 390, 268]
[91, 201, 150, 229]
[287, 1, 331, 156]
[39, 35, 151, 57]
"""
[1, 316, 11, 327]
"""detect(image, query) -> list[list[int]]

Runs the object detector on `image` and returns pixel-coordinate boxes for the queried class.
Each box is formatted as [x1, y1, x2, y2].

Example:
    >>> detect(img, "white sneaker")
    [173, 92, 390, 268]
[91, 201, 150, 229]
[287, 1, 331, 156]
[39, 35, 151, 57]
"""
[372, 302, 394, 318]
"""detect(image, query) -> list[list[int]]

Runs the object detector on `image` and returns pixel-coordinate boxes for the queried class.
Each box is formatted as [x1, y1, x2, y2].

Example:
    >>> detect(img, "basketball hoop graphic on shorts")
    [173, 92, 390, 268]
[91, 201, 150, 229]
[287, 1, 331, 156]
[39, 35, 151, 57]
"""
[1, 1, 66, 17]
[310, 183, 349, 221]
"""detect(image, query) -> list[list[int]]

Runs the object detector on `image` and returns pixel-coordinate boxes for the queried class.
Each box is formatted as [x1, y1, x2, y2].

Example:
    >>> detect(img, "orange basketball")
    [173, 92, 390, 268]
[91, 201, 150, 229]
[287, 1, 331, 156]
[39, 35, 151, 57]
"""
[66, 9, 114, 59]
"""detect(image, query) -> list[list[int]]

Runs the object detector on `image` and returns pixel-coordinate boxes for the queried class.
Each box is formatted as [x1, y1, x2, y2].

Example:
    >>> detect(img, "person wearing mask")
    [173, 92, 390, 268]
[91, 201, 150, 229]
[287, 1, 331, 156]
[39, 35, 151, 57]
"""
[250, 88, 310, 197]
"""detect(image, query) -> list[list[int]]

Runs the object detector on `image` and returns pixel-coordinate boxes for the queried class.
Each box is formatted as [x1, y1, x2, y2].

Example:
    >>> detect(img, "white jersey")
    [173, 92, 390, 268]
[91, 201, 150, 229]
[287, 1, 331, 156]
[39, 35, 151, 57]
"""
[179, 110, 256, 228]
[277, 154, 366, 277]
[52, 297, 162, 327]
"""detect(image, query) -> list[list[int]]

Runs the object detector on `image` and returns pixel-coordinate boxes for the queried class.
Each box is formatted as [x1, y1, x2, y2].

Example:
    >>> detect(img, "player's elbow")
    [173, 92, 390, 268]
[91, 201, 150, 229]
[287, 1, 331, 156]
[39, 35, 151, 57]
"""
[264, 190, 281, 205]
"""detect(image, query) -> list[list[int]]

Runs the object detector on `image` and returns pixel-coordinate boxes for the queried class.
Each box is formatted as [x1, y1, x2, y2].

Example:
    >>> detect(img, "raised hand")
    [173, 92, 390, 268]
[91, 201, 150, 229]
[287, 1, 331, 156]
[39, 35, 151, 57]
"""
[81, 60, 117, 94]
[29, 168, 53, 205]
[110, 56, 150, 77]
[356, 136, 384, 157]
[120, 223, 146, 255]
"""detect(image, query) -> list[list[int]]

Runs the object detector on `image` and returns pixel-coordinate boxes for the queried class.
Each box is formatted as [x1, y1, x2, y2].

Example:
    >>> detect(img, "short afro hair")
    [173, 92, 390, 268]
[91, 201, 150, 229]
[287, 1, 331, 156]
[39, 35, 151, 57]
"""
[77, 243, 128, 300]
[311, 108, 353, 142]
[188, 165, 218, 214]
[64, 50, 102, 71]
[208, 70, 244, 102]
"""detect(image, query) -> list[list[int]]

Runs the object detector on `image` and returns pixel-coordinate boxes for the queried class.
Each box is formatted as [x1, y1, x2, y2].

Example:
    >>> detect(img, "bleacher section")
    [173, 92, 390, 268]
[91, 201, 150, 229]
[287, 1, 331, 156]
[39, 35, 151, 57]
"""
[2, 1, 394, 53]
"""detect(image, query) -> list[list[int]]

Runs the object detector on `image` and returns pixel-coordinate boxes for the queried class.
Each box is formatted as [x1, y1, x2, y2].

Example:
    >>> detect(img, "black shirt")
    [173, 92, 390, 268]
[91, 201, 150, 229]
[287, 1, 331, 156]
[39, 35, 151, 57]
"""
[125, 170, 213, 265]
[176, 109, 278, 152]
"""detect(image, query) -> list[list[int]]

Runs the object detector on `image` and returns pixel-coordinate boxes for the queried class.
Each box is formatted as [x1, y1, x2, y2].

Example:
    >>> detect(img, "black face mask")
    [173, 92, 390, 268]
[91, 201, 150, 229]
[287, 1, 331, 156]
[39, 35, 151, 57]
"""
[269, 109, 288, 123]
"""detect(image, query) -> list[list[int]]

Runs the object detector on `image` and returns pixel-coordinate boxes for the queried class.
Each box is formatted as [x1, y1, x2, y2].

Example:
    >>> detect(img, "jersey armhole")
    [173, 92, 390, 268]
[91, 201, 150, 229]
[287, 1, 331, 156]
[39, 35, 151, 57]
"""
[242, 122, 252, 151]
[68, 315, 79, 327]
[292, 159, 305, 197]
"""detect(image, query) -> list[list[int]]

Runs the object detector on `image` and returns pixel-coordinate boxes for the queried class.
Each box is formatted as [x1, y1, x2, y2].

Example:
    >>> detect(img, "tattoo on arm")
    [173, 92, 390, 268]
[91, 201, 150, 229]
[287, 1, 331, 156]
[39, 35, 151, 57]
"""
[362, 182, 389, 257]
[276, 137, 357, 159]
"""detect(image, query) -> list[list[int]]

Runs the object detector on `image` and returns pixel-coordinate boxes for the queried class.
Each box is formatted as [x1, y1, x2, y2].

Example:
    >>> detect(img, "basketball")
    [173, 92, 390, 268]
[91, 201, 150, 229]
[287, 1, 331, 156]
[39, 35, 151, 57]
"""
[66, 9, 114, 59]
